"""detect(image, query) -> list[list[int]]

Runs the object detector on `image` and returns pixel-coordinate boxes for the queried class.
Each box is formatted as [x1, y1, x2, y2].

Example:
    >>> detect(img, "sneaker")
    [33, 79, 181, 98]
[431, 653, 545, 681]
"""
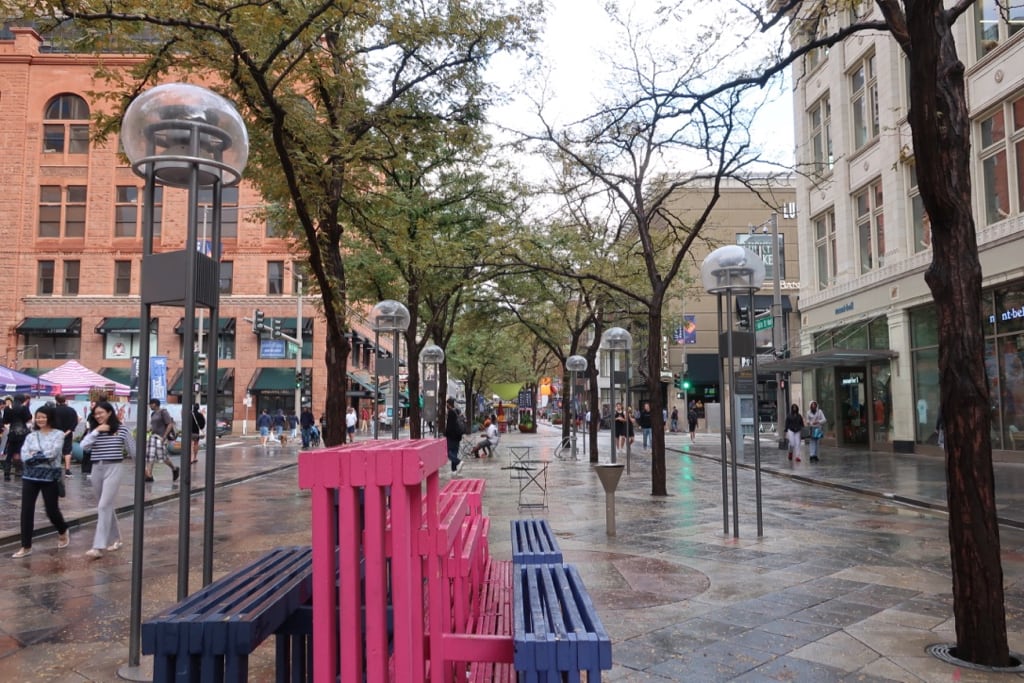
[58, 531, 70, 549]
[85, 548, 103, 560]
[106, 540, 123, 552]
[144, 476, 154, 483]
[795, 456, 802, 462]
[65, 469, 72, 476]
[172, 467, 180, 482]
[787, 452, 793, 461]
[456, 460, 465, 474]
[11, 547, 32, 559]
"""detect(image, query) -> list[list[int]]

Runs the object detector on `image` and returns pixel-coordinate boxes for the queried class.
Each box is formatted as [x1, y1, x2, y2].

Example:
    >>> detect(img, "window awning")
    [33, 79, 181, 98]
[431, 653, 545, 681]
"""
[168, 367, 234, 395]
[174, 317, 236, 335]
[17, 317, 81, 335]
[248, 367, 297, 393]
[277, 317, 314, 336]
[760, 348, 898, 373]
[347, 371, 377, 396]
[99, 367, 133, 386]
[96, 317, 156, 334]
[735, 294, 794, 313]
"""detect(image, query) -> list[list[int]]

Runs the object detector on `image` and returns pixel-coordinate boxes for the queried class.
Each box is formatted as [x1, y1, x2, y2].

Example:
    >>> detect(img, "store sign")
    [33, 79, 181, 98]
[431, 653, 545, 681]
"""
[737, 233, 785, 280]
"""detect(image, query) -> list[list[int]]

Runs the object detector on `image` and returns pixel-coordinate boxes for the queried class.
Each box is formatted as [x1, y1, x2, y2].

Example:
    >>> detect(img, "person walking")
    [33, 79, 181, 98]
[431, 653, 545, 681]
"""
[11, 404, 70, 558]
[273, 409, 288, 446]
[300, 407, 315, 448]
[256, 409, 272, 446]
[3, 394, 32, 481]
[806, 400, 828, 463]
[670, 407, 679, 433]
[687, 404, 699, 443]
[288, 411, 299, 441]
[189, 404, 205, 465]
[626, 406, 637, 447]
[638, 402, 653, 449]
[784, 403, 805, 462]
[80, 401, 135, 559]
[613, 403, 627, 450]
[345, 407, 357, 440]
[145, 399, 179, 483]
[53, 394, 79, 476]
[443, 398, 464, 475]
[359, 406, 370, 434]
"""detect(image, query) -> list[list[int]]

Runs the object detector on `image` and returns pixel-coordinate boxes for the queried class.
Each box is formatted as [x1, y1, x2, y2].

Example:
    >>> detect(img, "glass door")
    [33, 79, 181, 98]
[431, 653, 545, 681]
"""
[836, 368, 868, 446]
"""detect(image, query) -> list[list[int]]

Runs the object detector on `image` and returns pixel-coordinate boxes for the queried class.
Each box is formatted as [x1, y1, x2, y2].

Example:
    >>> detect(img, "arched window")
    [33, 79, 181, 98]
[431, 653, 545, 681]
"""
[42, 93, 90, 155]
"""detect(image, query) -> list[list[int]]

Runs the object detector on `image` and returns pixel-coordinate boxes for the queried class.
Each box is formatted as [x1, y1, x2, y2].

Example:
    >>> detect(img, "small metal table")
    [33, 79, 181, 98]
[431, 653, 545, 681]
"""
[509, 459, 548, 510]
[507, 446, 533, 481]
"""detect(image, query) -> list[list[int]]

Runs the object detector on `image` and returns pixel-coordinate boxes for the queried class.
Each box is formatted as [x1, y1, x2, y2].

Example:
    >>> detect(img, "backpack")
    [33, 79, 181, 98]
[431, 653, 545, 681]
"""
[194, 410, 206, 430]
[456, 412, 469, 436]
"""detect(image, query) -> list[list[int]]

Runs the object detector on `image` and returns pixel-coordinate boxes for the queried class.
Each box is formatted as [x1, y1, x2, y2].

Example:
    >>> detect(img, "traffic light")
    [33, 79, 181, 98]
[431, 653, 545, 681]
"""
[673, 373, 682, 389]
[253, 309, 265, 333]
[736, 302, 750, 329]
[681, 374, 692, 391]
[196, 353, 208, 376]
[295, 371, 303, 389]
[271, 318, 283, 339]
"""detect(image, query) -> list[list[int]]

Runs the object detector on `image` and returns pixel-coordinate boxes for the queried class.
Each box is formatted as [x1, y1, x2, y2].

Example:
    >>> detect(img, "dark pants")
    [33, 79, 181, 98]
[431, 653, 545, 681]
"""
[301, 426, 312, 448]
[20, 479, 68, 549]
[446, 439, 460, 472]
[3, 433, 27, 477]
[81, 448, 93, 474]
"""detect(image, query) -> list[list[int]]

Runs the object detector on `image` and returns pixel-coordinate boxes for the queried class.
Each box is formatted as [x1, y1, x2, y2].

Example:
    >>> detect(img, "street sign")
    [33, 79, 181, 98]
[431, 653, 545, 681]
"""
[755, 315, 773, 331]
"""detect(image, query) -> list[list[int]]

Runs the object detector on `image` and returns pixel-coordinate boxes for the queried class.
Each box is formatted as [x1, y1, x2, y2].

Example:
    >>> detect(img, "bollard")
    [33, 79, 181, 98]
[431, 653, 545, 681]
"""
[594, 464, 625, 536]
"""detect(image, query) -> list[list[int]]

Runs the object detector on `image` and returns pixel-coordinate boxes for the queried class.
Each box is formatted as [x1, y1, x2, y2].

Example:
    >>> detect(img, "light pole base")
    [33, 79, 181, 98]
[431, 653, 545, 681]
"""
[117, 658, 153, 682]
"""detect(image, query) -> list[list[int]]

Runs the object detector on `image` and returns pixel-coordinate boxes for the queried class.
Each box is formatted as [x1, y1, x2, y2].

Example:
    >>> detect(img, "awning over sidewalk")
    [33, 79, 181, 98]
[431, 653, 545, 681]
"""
[248, 367, 296, 393]
[95, 317, 154, 334]
[17, 317, 81, 335]
[169, 367, 234, 395]
[174, 317, 236, 335]
[347, 371, 377, 397]
[760, 348, 898, 373]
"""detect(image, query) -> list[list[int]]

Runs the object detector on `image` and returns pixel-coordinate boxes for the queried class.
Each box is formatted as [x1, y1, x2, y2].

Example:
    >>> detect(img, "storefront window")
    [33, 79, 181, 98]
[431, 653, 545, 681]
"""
[912, 348, 940, 443]
[813, 367, 836, 438]
[993, 288, 1024, 334]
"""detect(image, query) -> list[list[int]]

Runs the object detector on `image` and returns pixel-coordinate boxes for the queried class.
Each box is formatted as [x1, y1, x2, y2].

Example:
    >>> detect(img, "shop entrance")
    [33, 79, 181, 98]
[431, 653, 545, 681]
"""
[836, 368, 868, 446]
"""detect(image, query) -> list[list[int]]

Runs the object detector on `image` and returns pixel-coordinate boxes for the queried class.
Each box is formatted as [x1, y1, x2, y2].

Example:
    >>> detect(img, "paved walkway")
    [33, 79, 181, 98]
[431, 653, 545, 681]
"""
[0, 425, 1022, 681]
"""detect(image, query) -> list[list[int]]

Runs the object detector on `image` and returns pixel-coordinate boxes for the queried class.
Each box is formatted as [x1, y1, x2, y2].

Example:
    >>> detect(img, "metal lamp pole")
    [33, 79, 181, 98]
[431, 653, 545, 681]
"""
[601, 328, 632, 468]
[566, 355, 587, 460]
[295, 273, 303, 415]
[370, 300, 410, 441]
[421, 343, 445, 437]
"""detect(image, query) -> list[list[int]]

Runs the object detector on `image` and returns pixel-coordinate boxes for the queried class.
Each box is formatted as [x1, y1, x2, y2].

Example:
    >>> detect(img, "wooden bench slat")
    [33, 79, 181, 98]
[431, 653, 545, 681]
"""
[510, 519, 563, 565]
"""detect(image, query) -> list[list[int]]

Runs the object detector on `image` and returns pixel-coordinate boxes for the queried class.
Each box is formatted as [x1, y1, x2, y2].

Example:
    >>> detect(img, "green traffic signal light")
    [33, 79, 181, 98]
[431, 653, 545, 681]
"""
[682, 378, 692, 391]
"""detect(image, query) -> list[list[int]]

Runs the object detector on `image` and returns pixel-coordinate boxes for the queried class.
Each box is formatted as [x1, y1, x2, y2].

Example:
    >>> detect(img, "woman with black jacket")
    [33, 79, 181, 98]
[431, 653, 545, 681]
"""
[784, 403, 805, 463]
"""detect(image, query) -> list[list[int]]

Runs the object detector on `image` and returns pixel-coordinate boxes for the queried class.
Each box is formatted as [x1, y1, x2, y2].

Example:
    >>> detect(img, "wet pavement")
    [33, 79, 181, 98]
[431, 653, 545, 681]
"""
[1, 425, 1023, 681]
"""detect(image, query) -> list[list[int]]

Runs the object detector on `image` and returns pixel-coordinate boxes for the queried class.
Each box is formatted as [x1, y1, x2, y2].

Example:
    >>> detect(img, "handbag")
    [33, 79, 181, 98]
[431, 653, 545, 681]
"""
[800, 426, 811, 439]
[811, 426, 824, 440]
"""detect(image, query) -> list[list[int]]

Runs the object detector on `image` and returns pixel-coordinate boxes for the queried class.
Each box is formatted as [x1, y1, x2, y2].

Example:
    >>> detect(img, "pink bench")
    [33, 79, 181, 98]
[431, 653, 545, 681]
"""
[298, 440, 513, 682]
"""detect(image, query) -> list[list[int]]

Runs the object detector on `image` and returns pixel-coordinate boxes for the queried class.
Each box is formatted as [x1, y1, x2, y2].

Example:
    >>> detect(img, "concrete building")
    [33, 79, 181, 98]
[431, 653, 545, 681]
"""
[780, 2, 1024, 455]
[0, 27, 389, 428]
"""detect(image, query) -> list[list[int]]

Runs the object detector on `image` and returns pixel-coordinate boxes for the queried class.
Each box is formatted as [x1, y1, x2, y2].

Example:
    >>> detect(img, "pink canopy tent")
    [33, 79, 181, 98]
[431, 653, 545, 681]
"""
[41, 360, 131, 397]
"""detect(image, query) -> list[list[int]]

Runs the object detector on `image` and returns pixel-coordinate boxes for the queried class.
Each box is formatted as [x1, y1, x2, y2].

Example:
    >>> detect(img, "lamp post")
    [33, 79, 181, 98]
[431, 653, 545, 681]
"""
[700, 245, 766, 538]
[600, 327, 633, 472]
[421, 343, 445, 437]
[566, 355, 587, 461]
[294, 272, 304, 415]
[120, 82, 248, 675]
[371, 300, 410, 441]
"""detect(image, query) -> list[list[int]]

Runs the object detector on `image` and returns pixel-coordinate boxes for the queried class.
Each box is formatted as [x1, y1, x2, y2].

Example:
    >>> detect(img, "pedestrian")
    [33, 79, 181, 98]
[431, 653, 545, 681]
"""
[784, 403, 804, 462]
[444, 398, 464, 475]
[687, 405, 698, 443]
[11, 404, 70, 558]
[300, 407, 315, 448]
[670, 407, 679, 433]
[288, 411, 299, 440]
[273, 409, 288, 446]
[256, 408, 272, 446]
[626, 406, 636, 446]
[638, 401, 652, 449]
[614, 403, 627, 450]
[189, 404, 205, 465]
[3, 394, 32, 481]
[53, 394, 79, 476]
[145, 399, 179, 483]
[359, 406, 370, 433]
[81, 396, 103, 479]
[345, 407, 357, 440]
[806, 400, 828, 462]
[80, 400, 135, 559]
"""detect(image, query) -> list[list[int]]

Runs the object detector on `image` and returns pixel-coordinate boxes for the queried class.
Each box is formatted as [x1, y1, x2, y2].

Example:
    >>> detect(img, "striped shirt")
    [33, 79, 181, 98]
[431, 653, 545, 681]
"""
[80, 425, 136, 462]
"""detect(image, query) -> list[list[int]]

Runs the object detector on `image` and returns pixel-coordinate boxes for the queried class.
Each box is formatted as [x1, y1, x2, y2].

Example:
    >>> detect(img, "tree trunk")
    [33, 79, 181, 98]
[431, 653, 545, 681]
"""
[648, 304, 667, 495]
[905, 0, 1008, 665]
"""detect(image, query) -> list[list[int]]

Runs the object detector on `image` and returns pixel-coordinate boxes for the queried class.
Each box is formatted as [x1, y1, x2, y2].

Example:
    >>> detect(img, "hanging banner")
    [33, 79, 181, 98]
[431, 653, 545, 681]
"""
[149, 355, 168, 402]
[674, 315, 697, 344]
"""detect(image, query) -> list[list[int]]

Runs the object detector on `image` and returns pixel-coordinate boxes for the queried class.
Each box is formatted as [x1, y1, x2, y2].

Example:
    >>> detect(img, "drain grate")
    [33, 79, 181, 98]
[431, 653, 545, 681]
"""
[926, 643, 1024, 673]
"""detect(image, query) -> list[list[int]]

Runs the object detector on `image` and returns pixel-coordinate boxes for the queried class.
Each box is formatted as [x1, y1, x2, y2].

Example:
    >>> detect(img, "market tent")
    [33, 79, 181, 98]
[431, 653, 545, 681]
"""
[490, 383, 524, 402]
[41, 360, 130, 397]
[0, 365, 58, 395]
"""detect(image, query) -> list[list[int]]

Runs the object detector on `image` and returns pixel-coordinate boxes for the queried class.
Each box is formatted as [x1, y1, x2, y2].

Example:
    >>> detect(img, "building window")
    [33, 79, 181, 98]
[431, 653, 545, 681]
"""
[808, 95, 833, 174]
[38, 185, 86, 238]
[813, 209, 836, 291]
[800, 16, 829, 73]
[115, 186, 138, 238]
[114, 260, 132, 296]
[975, 0, 1024, 58]
[198, 186, 239, 238]
[850, 53, 879, 150]
[268, 261, 284, 295]
[38, 260, 55, 295]
[854, 179, 885, 273]
[219, 261, 234, 295]
[909, 164, 932, 252]
[977, 96, 1024, 225]
[42, 93, 89, 156]
[63, 260, 80, 295]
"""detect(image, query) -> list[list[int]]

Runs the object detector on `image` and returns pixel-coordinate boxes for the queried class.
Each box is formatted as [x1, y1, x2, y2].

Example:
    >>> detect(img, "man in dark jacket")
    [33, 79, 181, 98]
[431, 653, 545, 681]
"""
[444, 398, 464, 475]
[53, 394, 80, 476]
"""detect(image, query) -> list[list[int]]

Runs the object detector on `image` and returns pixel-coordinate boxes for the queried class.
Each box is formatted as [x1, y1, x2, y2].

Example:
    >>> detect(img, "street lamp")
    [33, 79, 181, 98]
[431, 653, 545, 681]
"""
[566, 355, 587, 461]
[120, 82, 248, 675]
[600, 327, 632, 472]
[371, 300, 410, 440]
[701, 245, 765, 538]
[421, 343, 445, 437]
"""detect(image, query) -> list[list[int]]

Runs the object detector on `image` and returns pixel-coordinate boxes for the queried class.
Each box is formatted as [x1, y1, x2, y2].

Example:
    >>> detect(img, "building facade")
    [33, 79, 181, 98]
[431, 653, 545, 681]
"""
[785, 2, 1024, 455]
[0, 27, 390, 429]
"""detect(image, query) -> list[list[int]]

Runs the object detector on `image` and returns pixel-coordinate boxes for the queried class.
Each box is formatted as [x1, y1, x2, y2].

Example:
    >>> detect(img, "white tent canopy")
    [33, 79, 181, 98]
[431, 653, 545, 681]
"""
[41, 360, 131, 397]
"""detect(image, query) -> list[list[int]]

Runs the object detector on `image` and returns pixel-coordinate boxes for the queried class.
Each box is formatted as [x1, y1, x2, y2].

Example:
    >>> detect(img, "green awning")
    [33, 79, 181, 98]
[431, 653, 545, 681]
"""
[174, 317, 235, 335]
[17, 317, 81, 335]
[169, 367, 233, 395]
[277, 317, 314, 336]
[347, 371, 377, 395]
[95, 317, 154, 334]
[99, 367, 133, 385]
[248, 367, 297, 392]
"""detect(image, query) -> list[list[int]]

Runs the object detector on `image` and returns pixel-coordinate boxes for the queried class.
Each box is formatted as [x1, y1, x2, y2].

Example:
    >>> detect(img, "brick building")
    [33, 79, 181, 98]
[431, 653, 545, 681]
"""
[0, 27, 388, 428]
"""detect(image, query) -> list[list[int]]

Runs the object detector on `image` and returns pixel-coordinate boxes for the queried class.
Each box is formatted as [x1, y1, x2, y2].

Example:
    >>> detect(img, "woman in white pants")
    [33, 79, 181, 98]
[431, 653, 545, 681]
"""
[783, 403, 804, 463]
[80, 401, 136, 559]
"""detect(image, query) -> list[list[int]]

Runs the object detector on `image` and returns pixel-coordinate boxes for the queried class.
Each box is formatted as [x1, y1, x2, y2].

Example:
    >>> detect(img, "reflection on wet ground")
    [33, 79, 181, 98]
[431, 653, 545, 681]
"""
[1, 429, 1023, 681]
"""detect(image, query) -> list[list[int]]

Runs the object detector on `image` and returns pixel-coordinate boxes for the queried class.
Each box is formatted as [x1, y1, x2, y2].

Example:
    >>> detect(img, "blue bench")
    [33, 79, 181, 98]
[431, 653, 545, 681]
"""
[510, 519, 563, 565]
[142, 546, 313, 683]
[513, 562, 612, 682]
